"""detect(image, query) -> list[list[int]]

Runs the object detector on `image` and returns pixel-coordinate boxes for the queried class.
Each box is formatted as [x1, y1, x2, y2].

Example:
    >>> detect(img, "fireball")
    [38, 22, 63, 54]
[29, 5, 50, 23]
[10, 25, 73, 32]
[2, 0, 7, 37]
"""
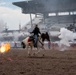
[0, 42, 10, 53]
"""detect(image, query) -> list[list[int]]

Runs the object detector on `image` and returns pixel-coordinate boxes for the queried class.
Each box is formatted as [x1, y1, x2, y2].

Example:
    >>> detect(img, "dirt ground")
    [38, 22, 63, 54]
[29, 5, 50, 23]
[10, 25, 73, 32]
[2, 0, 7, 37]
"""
[0, 47, 76, 75]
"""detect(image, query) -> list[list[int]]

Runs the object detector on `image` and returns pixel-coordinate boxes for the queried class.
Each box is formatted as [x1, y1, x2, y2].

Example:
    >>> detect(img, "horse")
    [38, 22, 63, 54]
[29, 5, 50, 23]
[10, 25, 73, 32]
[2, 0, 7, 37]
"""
[21, 35, 44, 55]
[21, 32, 51, 56]
[41, 32, 51, 49]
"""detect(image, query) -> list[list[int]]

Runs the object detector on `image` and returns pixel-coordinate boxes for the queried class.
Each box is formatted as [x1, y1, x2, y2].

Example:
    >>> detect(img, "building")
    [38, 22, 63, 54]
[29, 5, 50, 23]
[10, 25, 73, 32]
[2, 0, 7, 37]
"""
[12, 0, 76, 32]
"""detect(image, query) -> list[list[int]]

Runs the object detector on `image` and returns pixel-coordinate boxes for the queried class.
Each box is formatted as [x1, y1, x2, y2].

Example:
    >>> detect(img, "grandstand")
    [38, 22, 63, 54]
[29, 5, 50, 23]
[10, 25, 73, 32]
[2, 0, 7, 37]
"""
[12, 0, 76, 32]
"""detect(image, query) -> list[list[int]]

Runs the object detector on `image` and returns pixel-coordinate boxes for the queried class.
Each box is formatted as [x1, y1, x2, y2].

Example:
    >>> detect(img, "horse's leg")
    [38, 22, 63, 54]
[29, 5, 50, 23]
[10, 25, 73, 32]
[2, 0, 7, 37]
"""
[33, 42, 40, 55]
[38, 38, 45, 50]
[41, 40, 45, 56]
[36, 40, 45, 55]
[28, 42, 34, 56]
[37, 37, 45, 56]
[41, 40, 45, 50]
[30, 43, 33, 55]
[27, 43, 31, 56]
[37, 42, 45, 57]
[26, 45, 30, 56]
[34, 48, 40, 55]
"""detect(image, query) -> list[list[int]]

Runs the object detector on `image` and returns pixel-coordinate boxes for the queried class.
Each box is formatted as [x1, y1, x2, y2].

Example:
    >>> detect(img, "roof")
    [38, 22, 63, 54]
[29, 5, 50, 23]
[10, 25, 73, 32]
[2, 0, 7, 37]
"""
[12, 0, 76, 27]
[12, 0, 76, 13]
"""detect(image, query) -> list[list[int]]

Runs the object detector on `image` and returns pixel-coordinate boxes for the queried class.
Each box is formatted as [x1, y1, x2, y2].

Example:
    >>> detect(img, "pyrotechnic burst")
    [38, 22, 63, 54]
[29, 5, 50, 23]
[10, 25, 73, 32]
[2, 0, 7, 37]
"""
[0, 42, 10, 53]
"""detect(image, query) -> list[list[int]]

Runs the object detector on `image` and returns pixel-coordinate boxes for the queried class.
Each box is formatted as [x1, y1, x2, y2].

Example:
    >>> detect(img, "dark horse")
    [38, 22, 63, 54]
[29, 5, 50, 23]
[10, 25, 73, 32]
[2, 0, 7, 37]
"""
[41, 32, 51, 49]
[41, 32, 50, 42]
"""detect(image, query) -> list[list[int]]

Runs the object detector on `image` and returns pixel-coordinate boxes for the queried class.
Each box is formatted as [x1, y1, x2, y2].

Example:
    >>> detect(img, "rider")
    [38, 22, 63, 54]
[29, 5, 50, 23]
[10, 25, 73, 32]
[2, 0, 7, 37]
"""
[31, 24, 41, 47]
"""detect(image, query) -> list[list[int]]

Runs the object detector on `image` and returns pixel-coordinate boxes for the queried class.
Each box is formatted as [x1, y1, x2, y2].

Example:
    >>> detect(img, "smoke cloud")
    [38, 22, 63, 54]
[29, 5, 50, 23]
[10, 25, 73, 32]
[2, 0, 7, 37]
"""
[58, 28, 76, 51]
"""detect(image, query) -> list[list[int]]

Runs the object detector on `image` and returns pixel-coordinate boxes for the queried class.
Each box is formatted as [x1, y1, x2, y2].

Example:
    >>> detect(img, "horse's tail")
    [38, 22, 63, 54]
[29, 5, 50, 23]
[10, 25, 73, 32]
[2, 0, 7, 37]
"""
[21, 42, 26, 48]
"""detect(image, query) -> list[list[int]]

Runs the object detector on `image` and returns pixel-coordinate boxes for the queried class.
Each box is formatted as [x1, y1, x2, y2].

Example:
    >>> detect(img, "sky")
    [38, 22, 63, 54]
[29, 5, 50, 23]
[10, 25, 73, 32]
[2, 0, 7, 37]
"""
[0, 0, 34, 30]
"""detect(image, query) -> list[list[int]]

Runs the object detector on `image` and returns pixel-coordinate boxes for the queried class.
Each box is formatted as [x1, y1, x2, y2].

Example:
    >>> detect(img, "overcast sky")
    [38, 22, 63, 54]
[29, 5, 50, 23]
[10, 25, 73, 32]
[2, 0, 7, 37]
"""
[0, 0, 34, 30]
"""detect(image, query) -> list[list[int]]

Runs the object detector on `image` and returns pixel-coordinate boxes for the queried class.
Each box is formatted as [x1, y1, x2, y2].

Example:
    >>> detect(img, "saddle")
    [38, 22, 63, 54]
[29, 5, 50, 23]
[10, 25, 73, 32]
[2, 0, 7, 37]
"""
[28, 36, 35, 43]
[29, 35, 39, 47]
[28, 38, 31, 42]
[29, 35, 42, 47]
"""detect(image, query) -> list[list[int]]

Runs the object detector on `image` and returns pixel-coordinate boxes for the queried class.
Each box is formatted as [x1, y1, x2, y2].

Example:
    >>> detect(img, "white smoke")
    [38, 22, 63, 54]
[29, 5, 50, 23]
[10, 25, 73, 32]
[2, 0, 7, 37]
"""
[12, 32, 20, 41]
[12, 32, 30, 41]
[58, 28, 76, 51]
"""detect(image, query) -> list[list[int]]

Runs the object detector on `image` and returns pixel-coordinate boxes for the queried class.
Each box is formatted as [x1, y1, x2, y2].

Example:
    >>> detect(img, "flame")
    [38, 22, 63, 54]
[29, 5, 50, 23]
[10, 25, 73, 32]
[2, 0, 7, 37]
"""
[0, 42, 10, 53]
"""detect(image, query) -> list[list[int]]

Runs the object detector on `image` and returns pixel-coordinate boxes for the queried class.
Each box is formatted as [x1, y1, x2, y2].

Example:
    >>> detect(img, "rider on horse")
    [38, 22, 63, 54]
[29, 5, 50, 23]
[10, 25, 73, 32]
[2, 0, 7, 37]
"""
[31, 24, 41, 47]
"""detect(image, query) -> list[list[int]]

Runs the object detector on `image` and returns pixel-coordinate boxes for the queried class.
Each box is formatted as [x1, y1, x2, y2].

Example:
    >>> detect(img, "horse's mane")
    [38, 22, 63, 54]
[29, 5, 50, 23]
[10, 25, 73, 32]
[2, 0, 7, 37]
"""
[41, 33, 45, 38]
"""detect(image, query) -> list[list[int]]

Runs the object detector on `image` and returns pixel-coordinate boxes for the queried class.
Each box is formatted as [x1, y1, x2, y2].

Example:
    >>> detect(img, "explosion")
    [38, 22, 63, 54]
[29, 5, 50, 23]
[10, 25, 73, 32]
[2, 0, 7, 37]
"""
[0, 42, 10, 53]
